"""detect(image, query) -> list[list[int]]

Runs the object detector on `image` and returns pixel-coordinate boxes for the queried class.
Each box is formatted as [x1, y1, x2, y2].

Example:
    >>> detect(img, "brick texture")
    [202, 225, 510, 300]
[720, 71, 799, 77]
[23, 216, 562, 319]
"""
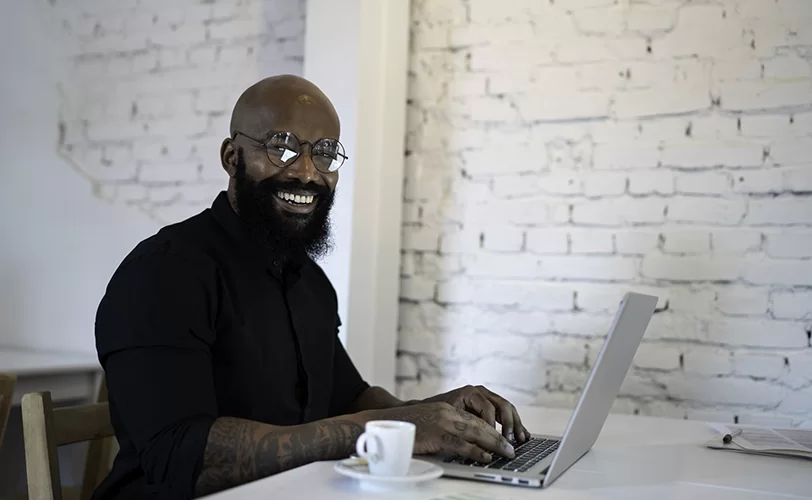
[50, 0, 305, 223]
[399, 0, 812, 426]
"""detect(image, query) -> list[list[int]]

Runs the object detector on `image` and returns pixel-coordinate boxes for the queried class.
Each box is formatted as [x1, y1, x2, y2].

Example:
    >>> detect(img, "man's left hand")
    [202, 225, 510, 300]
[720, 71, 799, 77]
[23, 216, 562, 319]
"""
[421, 385, 529, 443]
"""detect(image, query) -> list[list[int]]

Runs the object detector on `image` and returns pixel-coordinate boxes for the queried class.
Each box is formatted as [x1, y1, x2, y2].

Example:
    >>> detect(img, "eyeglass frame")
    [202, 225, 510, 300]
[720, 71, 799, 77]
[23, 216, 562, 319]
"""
[231, 130, 348, 173]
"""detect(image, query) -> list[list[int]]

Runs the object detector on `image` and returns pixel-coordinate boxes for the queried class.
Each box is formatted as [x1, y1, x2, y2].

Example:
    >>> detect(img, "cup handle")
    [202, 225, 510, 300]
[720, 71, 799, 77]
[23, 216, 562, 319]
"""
[356, 432, 384, 464]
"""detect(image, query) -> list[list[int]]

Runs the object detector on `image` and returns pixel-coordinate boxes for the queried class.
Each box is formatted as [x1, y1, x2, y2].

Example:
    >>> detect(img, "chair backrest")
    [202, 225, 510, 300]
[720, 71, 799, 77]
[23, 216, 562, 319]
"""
[22, 384, 115, 500]
[0, 373, 16, 448]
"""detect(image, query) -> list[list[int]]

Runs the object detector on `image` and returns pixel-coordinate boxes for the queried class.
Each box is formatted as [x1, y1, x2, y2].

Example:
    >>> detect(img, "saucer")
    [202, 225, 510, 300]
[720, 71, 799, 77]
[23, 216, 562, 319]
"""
[334, 457, 443, 490]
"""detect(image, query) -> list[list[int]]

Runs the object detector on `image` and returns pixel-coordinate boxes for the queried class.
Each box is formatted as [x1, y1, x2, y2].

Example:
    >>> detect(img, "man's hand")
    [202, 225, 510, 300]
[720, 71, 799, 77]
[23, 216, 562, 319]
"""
[421, 385, 529, 443]
[364, 402, 516, 463]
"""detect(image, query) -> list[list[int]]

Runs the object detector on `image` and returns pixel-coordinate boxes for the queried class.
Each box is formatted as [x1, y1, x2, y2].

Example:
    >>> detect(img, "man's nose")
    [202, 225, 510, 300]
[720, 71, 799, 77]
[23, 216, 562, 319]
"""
[284, 150, 321, 185]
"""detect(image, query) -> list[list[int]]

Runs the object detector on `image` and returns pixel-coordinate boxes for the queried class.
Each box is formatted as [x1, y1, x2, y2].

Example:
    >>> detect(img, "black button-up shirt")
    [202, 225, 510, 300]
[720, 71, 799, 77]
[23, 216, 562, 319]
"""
[93, 192, 369, 500]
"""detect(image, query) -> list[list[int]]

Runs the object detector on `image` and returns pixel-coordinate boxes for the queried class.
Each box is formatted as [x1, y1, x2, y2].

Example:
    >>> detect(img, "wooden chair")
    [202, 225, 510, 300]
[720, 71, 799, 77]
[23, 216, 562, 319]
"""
[1, 373, 17, 449]
[21, 380, 116, 500]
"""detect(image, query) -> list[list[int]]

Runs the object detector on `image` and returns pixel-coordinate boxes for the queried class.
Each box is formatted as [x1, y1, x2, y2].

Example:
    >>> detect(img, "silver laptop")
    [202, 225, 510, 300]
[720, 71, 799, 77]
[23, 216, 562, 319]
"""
[424, 292, 658, 488]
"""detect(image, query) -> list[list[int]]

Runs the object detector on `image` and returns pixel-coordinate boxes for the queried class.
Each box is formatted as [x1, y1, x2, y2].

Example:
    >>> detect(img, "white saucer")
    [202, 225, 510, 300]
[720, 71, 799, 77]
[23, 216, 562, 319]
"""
[334, 457, 443, 490]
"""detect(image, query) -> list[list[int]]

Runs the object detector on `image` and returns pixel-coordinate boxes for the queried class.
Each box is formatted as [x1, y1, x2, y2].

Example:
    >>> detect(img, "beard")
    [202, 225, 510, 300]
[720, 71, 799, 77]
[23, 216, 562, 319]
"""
[233, 148, 335, 262]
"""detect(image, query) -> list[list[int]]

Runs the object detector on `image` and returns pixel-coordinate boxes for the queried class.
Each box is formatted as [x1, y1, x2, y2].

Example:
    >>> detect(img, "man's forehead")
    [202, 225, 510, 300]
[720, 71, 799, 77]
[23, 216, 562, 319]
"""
[245, 101, 339, 141]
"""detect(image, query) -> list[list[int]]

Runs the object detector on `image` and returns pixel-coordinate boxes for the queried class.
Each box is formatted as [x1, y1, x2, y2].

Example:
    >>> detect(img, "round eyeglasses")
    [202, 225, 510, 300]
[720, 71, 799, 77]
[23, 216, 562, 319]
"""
[233, 131, 347, 173]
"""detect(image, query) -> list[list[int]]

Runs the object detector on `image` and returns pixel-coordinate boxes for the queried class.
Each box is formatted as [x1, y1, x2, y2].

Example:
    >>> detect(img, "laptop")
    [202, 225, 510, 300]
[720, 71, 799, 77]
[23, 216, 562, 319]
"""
[423, 292, 658, 488]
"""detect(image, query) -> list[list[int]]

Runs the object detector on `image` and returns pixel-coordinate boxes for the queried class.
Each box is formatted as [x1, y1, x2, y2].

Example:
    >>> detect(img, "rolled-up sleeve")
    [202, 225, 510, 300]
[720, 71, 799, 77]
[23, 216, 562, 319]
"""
[95, 244, 220, 498]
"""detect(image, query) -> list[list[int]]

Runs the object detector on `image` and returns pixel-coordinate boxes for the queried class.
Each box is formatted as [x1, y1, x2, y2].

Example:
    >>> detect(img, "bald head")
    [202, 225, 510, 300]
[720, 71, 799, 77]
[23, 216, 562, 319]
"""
[229, 75, 340, 142]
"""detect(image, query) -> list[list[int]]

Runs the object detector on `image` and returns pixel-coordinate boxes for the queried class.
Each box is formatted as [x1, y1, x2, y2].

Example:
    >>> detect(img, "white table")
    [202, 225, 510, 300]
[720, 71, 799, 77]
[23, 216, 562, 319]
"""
[0, 347, 103, 497]
[206, 407, 812, 500]
[0, 347, 102, 404]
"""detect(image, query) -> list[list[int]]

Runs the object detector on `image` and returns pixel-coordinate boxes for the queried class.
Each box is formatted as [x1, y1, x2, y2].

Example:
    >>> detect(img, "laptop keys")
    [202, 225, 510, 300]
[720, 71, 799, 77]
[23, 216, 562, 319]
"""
[444, 438, 560, 472]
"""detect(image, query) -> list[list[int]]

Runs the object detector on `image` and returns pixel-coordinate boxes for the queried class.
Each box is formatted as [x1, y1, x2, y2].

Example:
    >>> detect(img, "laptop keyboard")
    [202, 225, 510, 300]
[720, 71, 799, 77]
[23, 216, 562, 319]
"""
[443, 437, 560, 473]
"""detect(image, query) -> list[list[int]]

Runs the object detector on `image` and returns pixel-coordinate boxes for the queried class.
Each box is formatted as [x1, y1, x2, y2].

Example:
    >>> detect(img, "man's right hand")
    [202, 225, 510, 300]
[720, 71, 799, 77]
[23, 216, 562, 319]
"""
[362, 402, 516, 463]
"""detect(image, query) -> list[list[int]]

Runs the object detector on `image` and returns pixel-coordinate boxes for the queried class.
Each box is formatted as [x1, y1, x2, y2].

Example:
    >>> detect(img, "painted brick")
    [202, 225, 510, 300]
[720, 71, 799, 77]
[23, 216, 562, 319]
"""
[716, 288, 770, 316]
[653, 5, 744, 58]
[641, 255, 739, 281]
[667, 198, 747, 225]
[465, 199, 548, 226]
[482, 227, 524, 252]
[402, 226, 440, 252]
[569, 230, 614, 254]
[765, 232, 812, 258]
[661, 230, 711, 254]
[613, 85, 710, 119]
[660, 142, 765, 168]
[593, 143, 661, 170]
[400, 276, 436, 301]
[711, 229, 763, 253]
[438, 278, 573, 310]
[584, 173, 627, 197]
[676, 172, 731, 195]
[646, 313, 705, 341]
[665, 376, 784, 407]
[627, 5, 679, 33]
[732, 353, 787, 379]
[555, 37, 647, 64]
[783, 165, 812, 192]
[438, 229, 479, 254]
[668, 288, 716, 314]
[771, 290, 812, 320]
[633, 343, 682, 370]
[721, 81, 812, 111]
[614, 230, 659, 255]
[732, 169, 783, 194]
[743, 259, 812, 286]
[400, 0, 812, 426]
[628, 171, 674, 195]
[514, 91, 610, 121]
[572, 7, 626, 36]
[741, 114, 799, 138]
[526, 229, 569, 255]
[465, 254, 638, 281]
[538, 340, 590, 371]
[746, 199, 812, 225]
[573, 198, 667, 226]
[684, 346, 733, 376]
[470, 43, 556, 70]
[709, 316, 808, 347]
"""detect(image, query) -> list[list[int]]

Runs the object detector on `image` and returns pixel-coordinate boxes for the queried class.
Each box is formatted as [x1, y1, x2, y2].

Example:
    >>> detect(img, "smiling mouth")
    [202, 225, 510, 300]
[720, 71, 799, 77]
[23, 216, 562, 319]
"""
[275, 190, 318, 208]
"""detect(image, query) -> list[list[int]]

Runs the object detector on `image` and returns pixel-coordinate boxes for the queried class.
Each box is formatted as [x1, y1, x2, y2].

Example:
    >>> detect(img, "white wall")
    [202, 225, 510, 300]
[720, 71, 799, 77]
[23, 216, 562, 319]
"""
[305, 0, 410, 390]
[397, 0, 812, 427]
[0, 0, 306, 353]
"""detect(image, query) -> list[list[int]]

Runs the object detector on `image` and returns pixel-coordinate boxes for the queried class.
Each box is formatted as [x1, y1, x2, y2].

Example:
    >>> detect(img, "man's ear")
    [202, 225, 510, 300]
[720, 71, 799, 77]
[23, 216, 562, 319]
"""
[221, 138, 237, 177]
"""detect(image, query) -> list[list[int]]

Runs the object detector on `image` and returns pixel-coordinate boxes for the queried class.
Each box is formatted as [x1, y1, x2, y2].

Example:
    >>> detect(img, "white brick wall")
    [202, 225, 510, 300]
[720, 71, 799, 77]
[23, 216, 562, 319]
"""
[399, 0, 812, 426]
[49, 0, 305, 223]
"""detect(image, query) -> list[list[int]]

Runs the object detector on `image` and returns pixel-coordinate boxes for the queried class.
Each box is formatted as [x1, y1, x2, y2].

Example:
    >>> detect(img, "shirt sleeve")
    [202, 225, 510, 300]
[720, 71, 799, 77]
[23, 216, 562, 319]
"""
[327, 318, 370, 417]
[95, 243, 221, 498]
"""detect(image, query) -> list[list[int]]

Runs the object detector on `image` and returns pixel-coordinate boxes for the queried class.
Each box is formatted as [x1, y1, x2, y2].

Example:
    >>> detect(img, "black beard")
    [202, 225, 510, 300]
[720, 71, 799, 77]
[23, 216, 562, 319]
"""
[233, 148, 334, 262]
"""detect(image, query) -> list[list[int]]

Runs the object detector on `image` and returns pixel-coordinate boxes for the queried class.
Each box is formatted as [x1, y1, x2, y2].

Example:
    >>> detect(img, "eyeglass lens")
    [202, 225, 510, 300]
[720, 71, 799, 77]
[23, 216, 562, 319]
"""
[266, 132, 345, 173]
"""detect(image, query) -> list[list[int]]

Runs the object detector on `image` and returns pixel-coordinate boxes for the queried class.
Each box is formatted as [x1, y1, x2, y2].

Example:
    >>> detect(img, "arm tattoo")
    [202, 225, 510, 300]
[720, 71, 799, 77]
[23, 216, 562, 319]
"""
[194, 417, 363, 497]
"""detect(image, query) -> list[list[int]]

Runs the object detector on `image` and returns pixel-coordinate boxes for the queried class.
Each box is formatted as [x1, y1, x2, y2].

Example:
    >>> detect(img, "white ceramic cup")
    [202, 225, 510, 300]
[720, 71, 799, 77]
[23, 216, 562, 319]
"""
[355, 420, 416, 477]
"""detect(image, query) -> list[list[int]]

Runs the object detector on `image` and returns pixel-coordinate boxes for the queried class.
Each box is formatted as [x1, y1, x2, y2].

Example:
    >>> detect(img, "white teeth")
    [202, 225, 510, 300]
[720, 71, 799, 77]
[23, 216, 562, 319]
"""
[277, 191, 316, 205]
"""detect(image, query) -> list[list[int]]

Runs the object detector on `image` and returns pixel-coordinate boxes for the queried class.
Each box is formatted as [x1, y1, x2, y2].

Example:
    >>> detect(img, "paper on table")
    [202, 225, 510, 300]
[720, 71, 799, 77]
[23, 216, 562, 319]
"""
[708, 423, 812, 453]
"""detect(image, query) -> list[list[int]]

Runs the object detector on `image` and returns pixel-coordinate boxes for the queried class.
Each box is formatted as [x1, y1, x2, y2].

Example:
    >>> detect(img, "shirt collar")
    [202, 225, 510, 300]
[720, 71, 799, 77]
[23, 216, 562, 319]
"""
[210, 191, 302, 280]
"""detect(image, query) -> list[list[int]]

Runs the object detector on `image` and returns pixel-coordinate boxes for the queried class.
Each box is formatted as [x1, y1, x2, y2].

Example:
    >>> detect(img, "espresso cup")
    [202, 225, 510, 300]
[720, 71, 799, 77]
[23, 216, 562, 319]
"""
[355, 420, 416, 477]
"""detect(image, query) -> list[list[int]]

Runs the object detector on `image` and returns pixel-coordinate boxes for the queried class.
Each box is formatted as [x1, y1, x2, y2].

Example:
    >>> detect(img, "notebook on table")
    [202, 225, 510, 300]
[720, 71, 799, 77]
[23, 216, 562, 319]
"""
[705, 423, 812, 460]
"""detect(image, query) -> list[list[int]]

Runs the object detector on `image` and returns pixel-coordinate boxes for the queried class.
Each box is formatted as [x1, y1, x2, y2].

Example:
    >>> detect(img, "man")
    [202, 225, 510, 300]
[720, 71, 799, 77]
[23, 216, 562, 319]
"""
[94, 75, 528, 499]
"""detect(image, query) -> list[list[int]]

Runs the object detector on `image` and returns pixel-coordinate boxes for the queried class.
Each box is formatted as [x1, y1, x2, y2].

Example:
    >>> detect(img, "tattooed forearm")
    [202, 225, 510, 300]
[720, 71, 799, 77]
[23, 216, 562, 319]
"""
[194, 416, 364, 497]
